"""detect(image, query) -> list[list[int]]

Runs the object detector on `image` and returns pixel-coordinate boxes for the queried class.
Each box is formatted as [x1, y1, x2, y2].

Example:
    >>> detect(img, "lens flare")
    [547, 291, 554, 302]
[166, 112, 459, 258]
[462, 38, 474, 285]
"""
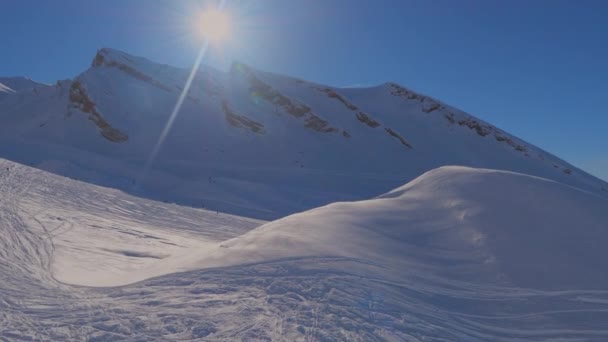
[137, 0, 228, 185]
[197, 9, 231, 42]
[141, 41, 209, 177]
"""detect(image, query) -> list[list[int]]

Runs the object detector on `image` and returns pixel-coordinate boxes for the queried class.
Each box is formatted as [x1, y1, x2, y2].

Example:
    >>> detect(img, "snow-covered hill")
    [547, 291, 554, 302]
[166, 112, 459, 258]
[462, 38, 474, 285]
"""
[1, 48, 606, 219]
[216, 166, 608, 290]
[2, 159, 607, 341]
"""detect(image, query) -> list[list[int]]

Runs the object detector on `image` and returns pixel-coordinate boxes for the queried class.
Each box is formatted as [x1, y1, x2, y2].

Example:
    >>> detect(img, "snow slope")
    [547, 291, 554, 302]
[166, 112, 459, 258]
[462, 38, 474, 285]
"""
[0, 48, 606, 219]
[0, 77, 44, 94]
[0, 83, 15, 94]
[215, 166, 608, 290]
[2, 158, 607, 341]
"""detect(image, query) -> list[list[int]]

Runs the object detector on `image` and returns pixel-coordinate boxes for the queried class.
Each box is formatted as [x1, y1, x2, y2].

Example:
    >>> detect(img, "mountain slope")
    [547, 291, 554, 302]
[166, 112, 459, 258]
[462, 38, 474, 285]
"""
[0, 48, 606, 219]
[0, 77, 45, 93]
[2, 159, 607, 341]
[215, 166, 608, 290]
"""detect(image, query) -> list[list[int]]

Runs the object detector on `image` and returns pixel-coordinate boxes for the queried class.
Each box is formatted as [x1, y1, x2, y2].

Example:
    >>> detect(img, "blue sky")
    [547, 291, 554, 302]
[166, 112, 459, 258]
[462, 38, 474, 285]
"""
[1, 0, 607, 180]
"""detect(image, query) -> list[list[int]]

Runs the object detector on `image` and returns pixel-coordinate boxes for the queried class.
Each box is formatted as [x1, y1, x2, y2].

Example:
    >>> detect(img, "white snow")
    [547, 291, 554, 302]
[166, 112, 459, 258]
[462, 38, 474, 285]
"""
[1, 48, 608, 340]
[1, 158, 607, 340]
[0, 82, 15, 94]
[0, 48, 605, 220]
[3, 159, 262, 287]
[0, 77, 43, 93]
[215, 166, 608, 290]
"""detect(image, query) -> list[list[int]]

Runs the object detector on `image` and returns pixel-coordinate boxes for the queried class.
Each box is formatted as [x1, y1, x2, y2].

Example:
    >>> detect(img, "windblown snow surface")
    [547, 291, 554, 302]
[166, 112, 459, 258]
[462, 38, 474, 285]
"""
[1, 158, 608, 341]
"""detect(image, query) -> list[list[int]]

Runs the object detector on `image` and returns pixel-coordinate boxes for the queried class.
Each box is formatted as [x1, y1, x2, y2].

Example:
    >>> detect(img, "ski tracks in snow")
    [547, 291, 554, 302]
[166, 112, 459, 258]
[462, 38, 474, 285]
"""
[2, 160, 608, 341]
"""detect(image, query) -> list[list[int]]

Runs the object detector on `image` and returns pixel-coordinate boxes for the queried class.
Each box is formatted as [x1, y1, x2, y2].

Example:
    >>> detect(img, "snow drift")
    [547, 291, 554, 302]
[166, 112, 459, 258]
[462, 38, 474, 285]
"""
[216, 166, 608, 291]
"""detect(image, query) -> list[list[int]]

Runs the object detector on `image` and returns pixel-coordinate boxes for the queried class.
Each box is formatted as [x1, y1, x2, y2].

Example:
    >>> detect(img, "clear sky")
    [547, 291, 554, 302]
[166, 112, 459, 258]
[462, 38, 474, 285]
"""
[1, 0, 607, 181]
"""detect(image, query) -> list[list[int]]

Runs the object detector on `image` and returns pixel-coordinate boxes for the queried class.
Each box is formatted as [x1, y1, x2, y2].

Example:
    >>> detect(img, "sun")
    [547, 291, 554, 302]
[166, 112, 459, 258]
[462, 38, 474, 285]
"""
[197, 9, 231, 42]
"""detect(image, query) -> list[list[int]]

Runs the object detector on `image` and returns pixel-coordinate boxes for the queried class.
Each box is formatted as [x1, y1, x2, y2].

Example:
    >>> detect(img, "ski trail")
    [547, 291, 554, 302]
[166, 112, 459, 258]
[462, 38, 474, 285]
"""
[0, 161, 126, 340]
[2, 159, 608, 341]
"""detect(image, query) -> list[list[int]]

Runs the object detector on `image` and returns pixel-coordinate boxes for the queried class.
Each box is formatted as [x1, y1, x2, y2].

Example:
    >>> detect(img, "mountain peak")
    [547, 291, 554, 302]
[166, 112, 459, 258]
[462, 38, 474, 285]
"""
[92, 48, 140, 68]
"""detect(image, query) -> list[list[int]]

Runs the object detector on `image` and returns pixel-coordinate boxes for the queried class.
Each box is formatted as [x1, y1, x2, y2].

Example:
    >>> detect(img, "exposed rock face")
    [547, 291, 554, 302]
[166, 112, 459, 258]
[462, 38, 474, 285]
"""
[388, 82, 444, 114]
[550, 164, 574, 176]
[356, 112, 380, 128]
[388, 82, 532, 156]
[314, 87, 358, 111]
[304, 114, 338, 133]
[385, 128, 412, 149]
[68, 80, 128, 143]
[313, 86, 383, 134]
[232, 63, 311, 118]
[422, 102, 441, 113]
[388, 82, 424, 101]
[231, 63, 339, 133]
[92, 49, 173, 92]
[458, 117, 492, 137]
[221, 100, 265, 134]
[456, 117, 529, 153]
[439, 110, 531, 154]
[312, 84, 420, 150]
[444, 112, 456, 124]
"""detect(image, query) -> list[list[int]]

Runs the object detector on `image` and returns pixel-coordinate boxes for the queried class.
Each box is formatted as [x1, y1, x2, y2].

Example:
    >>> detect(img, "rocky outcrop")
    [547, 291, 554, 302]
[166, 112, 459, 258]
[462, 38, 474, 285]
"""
[444, 112, 456, 124]
[232, 63, 310, 118]
[388, 81, 531, 154]
[458, 118, 492, 137]
[69, 80, 128, 143]
[422, 102, 441, 113]
[385, 128, 412, 149]
[92, 50, 173, 92]
[313, 86, 384, 132]
[314, 87, 358, 111]
[232, 63, 338, 133]
[442, 110, 530, 153]
[551, 164, 574, 176]
[313, 84, 415, 149]
[388, 82, 423, 100]
[356, 112, 380, 128]
[388, 82, 443, 113]
[221, 100, 265, 134]
[456, 117, 528, 152]
[304, 114, 338, 133]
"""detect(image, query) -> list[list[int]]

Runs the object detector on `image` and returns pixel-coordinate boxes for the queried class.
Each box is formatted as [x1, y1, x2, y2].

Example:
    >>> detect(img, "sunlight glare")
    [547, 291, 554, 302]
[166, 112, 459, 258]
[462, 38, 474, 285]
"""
[138, 0, 228, 185]
[197, 9, 231, 42]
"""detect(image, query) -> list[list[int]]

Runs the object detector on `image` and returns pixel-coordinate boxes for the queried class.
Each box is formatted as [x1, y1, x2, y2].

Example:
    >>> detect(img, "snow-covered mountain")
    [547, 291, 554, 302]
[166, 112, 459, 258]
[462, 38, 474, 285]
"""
[2, 159, 607, 340]
[0, 48, 606, 219]
[2, 47, 607, 341]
